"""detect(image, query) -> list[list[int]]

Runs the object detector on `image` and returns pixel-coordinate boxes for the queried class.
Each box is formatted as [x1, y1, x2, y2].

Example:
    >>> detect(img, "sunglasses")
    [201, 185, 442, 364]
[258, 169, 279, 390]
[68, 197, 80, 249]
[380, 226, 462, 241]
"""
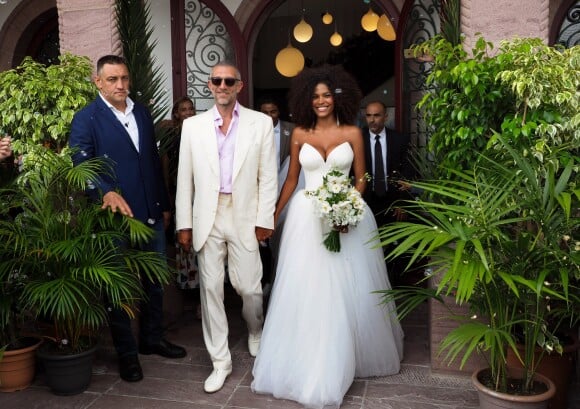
[210, 77, 240, 87]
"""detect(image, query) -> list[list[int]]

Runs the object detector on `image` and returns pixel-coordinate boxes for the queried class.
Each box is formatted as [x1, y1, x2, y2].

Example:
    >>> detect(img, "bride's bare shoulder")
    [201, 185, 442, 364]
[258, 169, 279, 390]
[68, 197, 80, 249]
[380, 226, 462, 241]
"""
[340, 125, 363, 140]
[291, 126, 310, 145]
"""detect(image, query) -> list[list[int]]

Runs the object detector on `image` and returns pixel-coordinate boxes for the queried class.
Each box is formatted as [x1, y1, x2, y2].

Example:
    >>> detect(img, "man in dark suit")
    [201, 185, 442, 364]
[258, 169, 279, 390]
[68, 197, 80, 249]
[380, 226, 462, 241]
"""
[362, 101, 414, 279]
[259, 99, 294, 169]
[258, 99, 294, 295]
[69, 55, 186, 383]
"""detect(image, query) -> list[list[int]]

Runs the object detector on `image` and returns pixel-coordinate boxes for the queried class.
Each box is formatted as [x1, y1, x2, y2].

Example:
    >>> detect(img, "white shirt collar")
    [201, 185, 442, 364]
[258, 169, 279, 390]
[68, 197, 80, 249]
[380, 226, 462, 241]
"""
[99, 93, 134, 115]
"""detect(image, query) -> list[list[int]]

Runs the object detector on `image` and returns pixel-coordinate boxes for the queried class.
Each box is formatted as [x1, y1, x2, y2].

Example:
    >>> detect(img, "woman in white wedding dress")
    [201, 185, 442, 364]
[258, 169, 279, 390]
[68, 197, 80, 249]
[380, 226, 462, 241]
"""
[251, 65, 404, 409]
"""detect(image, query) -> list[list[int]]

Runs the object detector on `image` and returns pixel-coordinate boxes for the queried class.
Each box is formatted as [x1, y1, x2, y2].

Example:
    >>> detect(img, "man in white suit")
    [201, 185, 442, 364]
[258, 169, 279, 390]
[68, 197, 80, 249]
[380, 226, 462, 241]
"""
[175, 61, 277, 394]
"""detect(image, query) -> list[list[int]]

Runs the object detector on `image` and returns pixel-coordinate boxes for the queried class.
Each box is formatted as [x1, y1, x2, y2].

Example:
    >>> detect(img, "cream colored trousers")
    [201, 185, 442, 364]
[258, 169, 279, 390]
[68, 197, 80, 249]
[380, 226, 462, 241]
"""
[197, 193, 264, 369]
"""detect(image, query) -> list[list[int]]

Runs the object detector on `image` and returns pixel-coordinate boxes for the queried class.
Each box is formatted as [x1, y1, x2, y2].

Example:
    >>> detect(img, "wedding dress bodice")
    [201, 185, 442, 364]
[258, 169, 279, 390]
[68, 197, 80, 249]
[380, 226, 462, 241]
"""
[299, 142, 353, 191]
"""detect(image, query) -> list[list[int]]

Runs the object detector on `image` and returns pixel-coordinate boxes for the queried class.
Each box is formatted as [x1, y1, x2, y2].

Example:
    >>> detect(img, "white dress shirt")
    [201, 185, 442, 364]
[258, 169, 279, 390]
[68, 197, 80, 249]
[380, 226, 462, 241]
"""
[100, 94, 139, 152]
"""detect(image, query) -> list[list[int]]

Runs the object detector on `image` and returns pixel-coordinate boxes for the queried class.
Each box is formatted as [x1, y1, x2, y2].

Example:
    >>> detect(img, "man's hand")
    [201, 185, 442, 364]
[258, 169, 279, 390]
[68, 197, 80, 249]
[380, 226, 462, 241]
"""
[255, 227, 274, 242]
[393, 207, 407, 221]
[0, 136, 12, 161]
[102, 191, 134, 217]
[178, 229, 193, 252]
[396, 180, 412, 191]
[162, 211, 171, 230]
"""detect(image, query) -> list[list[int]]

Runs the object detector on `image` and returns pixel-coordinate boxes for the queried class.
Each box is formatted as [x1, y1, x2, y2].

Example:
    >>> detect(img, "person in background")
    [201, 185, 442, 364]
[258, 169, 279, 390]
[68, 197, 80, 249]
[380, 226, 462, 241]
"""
[161, 96, 195, 201]
[69, 54, 186, 384]
[175, 61, 277, 394]
[257, 98, 295, 297]
[159, 96, 202, 319]
[258, 98, 294, 170]
[362, 101, 414, 280]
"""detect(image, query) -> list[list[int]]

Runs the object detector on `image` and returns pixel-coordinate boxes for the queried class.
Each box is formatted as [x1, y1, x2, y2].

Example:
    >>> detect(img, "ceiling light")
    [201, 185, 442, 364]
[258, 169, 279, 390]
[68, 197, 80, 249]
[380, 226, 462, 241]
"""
[377, 14, 396, 41]
[361, 7, 379, 32]
[275, 43, 305, 77]
[293, 17, 313, 43]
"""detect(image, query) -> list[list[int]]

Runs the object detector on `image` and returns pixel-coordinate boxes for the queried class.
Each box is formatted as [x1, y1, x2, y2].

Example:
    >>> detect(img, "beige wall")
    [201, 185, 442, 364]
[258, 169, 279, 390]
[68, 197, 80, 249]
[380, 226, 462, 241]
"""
[461, 0, 551, 50]
[57, 0, 116, 72]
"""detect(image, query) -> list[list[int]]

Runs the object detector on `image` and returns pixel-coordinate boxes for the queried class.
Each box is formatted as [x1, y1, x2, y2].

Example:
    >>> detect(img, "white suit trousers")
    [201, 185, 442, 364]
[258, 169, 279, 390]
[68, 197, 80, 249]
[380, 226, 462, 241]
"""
[197, 193, 264, 369]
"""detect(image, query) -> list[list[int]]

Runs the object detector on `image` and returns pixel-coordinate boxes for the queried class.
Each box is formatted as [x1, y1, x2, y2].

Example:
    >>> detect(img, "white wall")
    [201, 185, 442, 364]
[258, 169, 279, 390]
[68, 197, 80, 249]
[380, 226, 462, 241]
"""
[148, 0, 175, 118]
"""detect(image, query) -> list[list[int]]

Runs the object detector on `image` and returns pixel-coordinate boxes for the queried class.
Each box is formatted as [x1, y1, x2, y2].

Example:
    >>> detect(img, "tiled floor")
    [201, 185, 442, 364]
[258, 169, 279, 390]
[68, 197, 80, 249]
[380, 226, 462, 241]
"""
[1, 286, 578, 409]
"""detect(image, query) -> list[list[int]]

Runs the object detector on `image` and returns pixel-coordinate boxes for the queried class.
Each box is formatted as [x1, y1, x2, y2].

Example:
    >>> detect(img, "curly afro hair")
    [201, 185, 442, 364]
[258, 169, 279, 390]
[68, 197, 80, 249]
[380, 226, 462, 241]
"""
[288, 64, 362, 129]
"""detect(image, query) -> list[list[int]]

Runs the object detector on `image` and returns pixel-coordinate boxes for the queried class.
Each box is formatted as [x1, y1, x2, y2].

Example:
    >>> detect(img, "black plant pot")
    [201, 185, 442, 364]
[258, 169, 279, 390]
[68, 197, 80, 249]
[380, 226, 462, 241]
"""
[37, 343, 98, 396]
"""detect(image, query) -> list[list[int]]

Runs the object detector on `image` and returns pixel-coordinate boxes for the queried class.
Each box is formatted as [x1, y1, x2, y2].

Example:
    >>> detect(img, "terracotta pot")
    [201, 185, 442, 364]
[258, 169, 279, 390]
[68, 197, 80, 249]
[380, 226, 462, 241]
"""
[506, 334, 580, 409]
[472, 367, 556, 409]
[0, 337, 43, 392]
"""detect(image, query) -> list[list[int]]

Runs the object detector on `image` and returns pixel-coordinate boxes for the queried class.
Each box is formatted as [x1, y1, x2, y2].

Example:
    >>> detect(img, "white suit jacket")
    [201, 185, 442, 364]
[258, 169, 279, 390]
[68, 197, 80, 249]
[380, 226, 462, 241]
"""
[175, 104, 278, 252]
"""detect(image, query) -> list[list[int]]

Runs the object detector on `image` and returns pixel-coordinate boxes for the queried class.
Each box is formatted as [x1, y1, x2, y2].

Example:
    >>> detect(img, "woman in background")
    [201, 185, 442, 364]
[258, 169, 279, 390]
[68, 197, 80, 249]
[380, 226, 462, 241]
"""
[160, 96, 201, 318]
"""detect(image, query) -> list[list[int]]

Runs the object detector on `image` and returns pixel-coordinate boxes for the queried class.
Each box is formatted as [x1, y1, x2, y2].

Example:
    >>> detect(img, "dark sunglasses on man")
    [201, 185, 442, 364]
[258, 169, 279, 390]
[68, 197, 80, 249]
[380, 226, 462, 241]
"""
[210, 77, 240, 87]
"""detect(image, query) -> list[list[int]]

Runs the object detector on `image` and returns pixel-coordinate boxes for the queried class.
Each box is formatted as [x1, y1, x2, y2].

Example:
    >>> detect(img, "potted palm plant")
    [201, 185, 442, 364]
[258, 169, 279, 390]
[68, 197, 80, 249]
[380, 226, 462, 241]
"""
[378, 36, 579, 409]
[0, 145, 171, 395]
[0, 53, 171, 395]
[0, 52, 97, 393]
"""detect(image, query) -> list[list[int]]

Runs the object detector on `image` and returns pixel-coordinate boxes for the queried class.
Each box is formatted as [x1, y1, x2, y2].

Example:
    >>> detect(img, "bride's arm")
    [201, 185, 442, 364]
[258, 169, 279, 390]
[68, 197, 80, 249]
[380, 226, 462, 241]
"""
[350, 128, 368, 194]
[274, 129, 303, 222]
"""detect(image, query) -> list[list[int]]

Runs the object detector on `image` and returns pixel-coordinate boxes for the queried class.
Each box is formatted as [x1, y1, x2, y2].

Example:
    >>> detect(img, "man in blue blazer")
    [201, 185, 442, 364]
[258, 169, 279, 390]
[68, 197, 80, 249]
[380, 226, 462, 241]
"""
[69, 55, 186, 383]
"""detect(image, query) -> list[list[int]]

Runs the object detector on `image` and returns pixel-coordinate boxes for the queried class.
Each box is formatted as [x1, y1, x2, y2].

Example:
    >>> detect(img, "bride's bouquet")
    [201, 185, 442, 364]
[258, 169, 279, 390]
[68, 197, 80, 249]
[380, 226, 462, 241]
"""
[305, 167, 366, 252]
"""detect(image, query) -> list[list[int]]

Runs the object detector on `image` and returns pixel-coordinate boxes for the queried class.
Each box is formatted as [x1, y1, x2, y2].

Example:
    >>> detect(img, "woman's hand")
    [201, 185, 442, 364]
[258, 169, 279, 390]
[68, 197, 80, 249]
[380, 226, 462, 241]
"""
[334, 225, 349, 233]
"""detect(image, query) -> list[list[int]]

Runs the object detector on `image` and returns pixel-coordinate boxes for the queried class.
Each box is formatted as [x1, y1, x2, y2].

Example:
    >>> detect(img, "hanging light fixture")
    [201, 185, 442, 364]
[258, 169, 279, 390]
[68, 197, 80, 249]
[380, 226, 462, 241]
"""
[377, 14, 396, 41]
[275, 41, 305, 77]
[330, 31, 343, 47]
[321, 11, 333, 25]
[361, 6, 379, 32]
[293, 16, 313, 43]
[293, 1, 313, 43]
[330, 21, 343, 47]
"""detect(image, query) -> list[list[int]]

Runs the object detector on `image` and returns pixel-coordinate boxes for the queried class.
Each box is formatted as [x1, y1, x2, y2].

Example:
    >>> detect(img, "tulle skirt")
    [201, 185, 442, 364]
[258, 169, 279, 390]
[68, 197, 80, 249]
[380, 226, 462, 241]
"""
[251, 190, 404, 408]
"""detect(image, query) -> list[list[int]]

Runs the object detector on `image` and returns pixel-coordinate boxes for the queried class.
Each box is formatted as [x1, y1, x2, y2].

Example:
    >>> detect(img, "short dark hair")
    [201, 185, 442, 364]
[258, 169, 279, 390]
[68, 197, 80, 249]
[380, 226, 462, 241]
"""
[288, 64, 362, 129]
[257, 98, 279, 110]
[365, 101, 387, 113]
[96, 55, 128, 75]
[211, 61, 241, 80]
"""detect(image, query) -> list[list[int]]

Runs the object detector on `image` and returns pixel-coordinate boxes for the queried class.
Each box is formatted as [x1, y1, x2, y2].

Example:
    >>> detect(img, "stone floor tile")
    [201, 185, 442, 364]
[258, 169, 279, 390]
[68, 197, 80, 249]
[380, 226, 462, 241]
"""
[88, 394, 220, 409]
[228, 385, 304, 409]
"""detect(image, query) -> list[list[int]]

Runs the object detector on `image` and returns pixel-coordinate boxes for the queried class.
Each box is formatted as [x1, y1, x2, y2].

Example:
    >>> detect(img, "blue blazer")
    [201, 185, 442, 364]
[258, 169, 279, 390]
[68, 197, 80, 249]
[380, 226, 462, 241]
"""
[69, 96, 169, 223]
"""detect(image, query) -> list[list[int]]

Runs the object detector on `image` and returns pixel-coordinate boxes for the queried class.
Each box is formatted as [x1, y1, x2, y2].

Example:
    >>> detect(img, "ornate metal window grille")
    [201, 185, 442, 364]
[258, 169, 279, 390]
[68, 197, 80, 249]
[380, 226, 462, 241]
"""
[184, 0, 234, 112]
[556, 1, 580, 48]
[402, 0, 441, 151]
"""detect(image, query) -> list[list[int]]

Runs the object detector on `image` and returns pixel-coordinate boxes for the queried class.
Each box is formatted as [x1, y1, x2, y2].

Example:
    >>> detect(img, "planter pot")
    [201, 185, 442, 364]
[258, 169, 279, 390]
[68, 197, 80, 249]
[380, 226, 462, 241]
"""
[506, 334, 580, 409]
[0, 337, 43, 392]
[37, 343, 98, 396]
[472, 367, 556, 409]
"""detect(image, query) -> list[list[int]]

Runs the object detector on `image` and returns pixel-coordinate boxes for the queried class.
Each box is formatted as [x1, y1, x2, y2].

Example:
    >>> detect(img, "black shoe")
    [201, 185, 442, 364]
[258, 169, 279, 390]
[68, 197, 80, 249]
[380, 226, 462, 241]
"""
[139, 338, 187, 358]
[119, 355, 143, 382]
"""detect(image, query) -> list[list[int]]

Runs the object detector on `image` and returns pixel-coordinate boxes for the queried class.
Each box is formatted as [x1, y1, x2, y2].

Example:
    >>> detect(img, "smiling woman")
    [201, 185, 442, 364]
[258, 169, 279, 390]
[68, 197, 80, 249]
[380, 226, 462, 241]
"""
[251, 64, 404, 409]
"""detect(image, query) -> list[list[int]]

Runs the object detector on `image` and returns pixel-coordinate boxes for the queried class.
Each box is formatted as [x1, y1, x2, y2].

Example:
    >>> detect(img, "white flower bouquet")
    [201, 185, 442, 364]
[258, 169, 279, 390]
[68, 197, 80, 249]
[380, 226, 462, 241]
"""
[305, 167, 366, 252]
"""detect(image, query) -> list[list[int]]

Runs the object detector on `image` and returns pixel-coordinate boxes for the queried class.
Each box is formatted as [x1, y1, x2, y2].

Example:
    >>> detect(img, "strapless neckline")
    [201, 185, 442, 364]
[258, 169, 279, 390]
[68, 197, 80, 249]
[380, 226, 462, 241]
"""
[302, 142, 350, 163]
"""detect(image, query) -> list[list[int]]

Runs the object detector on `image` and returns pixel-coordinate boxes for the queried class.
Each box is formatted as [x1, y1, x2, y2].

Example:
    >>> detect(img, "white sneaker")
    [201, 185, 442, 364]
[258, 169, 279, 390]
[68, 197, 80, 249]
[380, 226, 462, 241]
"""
[203, 367, 232, 393]
[248, 332, 262, 357]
